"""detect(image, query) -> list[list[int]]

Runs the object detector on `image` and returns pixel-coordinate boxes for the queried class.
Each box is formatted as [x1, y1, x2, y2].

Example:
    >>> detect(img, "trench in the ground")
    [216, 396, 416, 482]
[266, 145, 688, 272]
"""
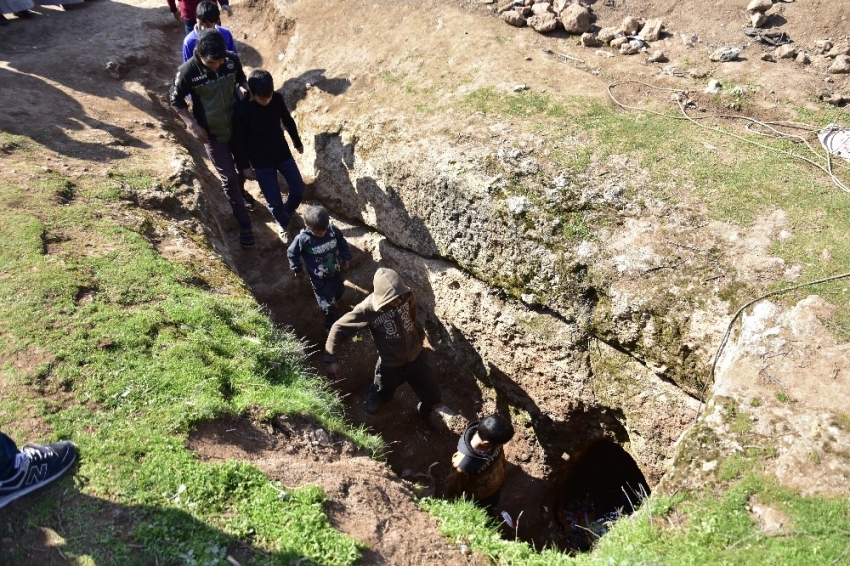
[152, 2, 662, 553]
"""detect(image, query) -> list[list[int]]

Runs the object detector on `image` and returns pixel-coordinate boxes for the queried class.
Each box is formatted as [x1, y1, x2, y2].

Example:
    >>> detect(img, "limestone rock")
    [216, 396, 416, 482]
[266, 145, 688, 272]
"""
[813, 39, 833, 54]
[560, 4, 591, 34]
[597, 26, 621, 44]
[775, 44, 798, 59]
[502, 10, 527, 26]
[519, 6, 533, 17]
[647, 50, 667, 63]
[553, 0, 569, 14]
[619, 39, 644, 55]
[529, 12, 558, 33]
[581, 32, 599, 47]
[681, 33, 699, 47]
[795, 51, 810, 65]
[828, 55, 850, 74]
[827, 41, 850, 58]
[750, 11, 768, 28]
[761, 52, 777, 62]
[497, 0, 515, 13]
[531, 2, 551, 16]
[639, 18, 663, 41]
[746, 0, 772, 13]
[610, 36, 629, 49]
[621, 16, 641, 35]
[709, 47, 741, 62]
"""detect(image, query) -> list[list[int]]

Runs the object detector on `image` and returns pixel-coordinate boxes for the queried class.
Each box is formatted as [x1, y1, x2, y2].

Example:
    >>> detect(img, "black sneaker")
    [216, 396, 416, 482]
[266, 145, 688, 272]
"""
[0, 441, 77, 509]
[239, 227, 255, 248]
[364, 387, 380, 415]
[242, 191, 257, 212]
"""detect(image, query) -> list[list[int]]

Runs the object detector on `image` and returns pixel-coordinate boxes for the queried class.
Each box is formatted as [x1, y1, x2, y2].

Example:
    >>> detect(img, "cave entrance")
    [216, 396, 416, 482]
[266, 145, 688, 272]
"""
[556, 440, 650, 552]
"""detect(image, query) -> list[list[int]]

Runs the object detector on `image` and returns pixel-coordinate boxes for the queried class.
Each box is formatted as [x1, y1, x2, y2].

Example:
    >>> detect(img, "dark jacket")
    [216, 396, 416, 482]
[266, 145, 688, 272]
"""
[324, 268, 424, 367]
[445, 422, 507, 502]
[232, 92, 302, 170]
[169, 51, 246, 143]
[287, 225, 351, 280]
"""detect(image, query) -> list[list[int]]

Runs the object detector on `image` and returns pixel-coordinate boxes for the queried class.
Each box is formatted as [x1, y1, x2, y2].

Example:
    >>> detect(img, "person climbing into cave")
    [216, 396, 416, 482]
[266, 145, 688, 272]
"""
[287, 205, 351, 329]
[445, 414, 515, 512]
[0, 430, 77, 509]
[232, 69, 305, 244]
[169, 28, 257, 248]
[324, 267, 442, 424]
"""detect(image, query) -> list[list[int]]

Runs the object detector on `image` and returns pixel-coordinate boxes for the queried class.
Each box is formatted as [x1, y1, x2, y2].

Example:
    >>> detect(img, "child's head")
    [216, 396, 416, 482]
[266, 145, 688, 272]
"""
[477, 415, 515, 446]
[247, 70, 275, 105]
[303, 205, 330, 235]
[195, 1, 220, 28]
[195, 29, 227, 67]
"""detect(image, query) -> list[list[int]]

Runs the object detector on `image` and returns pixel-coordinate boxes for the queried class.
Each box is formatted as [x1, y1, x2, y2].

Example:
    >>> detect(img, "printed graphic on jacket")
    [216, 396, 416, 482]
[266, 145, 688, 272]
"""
[371, 302, 414, 340]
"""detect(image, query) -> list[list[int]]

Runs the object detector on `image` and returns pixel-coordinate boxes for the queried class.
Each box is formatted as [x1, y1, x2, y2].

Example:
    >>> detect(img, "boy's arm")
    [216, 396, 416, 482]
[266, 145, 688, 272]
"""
[334, 226, 352, 264]
[217, 0, 232, 17]
[286, 237, 303, 274]
[445, 452, 469, 499]
[278, 95, 303, 152]
[181, 37, 193, 63]
[231, 53, 249, 100]
[167, 0, 180, 21]
[169, 69, 210, 144]
[324, 307, 372, 364]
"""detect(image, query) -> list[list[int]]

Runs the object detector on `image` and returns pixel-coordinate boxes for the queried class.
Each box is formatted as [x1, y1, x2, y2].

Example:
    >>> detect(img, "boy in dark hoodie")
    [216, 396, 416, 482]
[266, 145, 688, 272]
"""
[324, 268, 442, 419]
[287, 205, 351, 329]
[445, 414, 515, 511]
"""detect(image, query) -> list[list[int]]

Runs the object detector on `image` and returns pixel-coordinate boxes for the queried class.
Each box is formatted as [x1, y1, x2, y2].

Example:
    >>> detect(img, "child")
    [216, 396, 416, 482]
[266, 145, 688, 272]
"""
[445, 414, 515, 511]
[182, 1, 237, 62]
[287, 206, 352, 329]
[324, 267, 442, 421]
[233, 70, 305, 244]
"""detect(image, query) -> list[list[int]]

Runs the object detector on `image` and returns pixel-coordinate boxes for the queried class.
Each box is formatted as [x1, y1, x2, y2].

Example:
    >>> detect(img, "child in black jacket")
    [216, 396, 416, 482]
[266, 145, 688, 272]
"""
[287, 206, 352, 329]
[232, 70, 305, 244]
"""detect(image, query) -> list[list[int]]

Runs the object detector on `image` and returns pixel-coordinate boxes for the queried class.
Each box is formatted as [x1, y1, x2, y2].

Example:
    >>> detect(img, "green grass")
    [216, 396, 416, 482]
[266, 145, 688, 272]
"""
[0, 168, 381, 565]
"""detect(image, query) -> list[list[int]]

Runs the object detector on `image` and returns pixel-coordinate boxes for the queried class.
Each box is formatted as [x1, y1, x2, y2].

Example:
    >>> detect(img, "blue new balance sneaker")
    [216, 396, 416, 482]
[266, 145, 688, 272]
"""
[0, 441, 77, 509]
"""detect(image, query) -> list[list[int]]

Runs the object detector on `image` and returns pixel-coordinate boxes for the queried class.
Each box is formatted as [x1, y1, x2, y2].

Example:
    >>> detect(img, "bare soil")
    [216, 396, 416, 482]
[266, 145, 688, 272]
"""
[1, 0, 848, 561]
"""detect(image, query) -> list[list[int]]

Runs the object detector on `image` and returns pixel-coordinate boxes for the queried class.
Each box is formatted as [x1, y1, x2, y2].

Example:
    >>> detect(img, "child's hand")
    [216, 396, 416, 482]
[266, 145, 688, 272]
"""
[171, 10, 181, 22]
[295, 144, 304, 155]
[221, 4, 232, 16]
[243, 168, 255, 180]
[190, 123, 210, 144]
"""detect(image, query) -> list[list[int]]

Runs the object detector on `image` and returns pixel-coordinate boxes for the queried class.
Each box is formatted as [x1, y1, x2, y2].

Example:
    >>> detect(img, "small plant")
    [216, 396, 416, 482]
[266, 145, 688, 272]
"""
[776, 391, 790, 403]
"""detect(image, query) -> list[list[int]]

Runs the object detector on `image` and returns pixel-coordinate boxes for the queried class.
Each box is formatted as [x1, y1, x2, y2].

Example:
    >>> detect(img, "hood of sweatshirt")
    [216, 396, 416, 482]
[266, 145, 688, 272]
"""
[370, 268, 411, 311]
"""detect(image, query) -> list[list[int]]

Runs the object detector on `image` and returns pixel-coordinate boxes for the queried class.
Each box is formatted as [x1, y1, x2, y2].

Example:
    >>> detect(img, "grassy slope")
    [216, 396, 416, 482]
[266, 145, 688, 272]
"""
[0, 134, 380, 565]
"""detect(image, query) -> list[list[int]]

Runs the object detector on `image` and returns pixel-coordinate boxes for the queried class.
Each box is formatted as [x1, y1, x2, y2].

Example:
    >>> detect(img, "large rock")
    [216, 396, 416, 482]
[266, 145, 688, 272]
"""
[597, 26, 621, 44]
[531, 2, 551, 16]
[560, 4, 591, 34]
[775, 44, 798, 59]
[502, 10, 527, 26]
[581, 32, 598, 47]
[553, 0, 569, 14]
[621, 16, 641, 35]
[529, 12, 558, 33]
[828, 55, 850, 74]
[827, 41, 850, 58]
[746, 0, 772, 12]
[638, 18, 663, 41]
[750, 11, 768, 28]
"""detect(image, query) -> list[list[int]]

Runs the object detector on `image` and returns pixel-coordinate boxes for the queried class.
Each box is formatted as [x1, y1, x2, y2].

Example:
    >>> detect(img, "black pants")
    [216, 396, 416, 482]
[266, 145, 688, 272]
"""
[373, 350, 441, 415]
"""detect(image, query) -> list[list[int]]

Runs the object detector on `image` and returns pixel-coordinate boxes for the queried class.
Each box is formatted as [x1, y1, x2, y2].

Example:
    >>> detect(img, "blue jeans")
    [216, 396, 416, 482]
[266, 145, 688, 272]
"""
[0, 431, 18, 481]
[253, 157, 305, 228]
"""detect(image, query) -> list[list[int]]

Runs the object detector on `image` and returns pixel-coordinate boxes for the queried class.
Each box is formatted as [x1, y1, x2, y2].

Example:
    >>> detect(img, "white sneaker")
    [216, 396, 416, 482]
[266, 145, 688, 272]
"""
[278, 227, 289, 245]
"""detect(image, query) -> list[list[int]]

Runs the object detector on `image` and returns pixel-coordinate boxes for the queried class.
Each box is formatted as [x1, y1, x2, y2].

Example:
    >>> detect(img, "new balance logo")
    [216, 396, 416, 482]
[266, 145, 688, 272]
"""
[24, 464, 48, 486]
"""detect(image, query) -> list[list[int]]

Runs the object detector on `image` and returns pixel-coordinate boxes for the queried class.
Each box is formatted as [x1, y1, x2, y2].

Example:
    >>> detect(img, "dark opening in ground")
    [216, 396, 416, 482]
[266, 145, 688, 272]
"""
[556, 440, 650, 552]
